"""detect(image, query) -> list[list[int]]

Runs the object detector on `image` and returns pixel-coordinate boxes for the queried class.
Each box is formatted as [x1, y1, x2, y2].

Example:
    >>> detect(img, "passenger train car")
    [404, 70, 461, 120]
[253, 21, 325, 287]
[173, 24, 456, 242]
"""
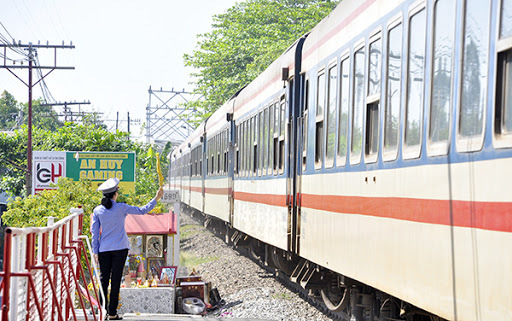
[171, 0, 512, 320]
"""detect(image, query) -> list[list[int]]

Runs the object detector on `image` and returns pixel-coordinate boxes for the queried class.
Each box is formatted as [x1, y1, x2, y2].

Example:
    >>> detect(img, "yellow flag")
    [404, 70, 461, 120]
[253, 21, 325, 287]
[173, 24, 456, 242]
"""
[156, 152, 164, 187]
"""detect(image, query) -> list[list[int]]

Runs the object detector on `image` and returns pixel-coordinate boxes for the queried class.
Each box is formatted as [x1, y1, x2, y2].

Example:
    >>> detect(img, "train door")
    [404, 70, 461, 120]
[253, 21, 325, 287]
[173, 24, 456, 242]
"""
[187, 152, 191, 205]
[201, 134, 206, 214]
[228, 115, 235, 226]
[287, 37, 306, 255]
[286, 79, 295, 253]
[294, 73, 307, 256]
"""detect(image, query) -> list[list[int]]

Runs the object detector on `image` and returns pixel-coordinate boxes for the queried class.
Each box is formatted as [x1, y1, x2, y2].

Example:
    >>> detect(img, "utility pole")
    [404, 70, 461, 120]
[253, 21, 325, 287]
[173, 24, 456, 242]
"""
[0, 41, 75, 195]
[40, 101, 91, 122]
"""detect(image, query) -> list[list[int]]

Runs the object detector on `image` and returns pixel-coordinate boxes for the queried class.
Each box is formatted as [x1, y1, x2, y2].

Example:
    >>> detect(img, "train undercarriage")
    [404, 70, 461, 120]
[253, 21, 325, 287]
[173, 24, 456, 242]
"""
[184, 205, 445, 321]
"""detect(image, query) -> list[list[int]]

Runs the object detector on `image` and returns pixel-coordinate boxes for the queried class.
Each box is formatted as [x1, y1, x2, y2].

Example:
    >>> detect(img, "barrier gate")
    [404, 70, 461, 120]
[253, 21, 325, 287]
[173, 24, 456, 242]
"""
[0, 208, 105, 321]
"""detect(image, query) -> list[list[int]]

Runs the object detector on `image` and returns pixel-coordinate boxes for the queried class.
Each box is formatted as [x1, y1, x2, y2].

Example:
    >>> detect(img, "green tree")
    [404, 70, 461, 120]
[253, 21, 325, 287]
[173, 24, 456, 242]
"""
[0, 123, 170, 197]
[21, 99, 64, 131]
[184, 0, 339, 123]
[0, 91, 22, 130]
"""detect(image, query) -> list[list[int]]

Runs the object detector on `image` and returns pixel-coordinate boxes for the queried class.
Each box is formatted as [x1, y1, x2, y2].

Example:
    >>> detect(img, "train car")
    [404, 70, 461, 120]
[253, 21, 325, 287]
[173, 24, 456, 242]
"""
[230, 38, 304, 252]
[295, 0, 511, 320]
[172, 0, 512, 320]
[203, 101, 233, 223]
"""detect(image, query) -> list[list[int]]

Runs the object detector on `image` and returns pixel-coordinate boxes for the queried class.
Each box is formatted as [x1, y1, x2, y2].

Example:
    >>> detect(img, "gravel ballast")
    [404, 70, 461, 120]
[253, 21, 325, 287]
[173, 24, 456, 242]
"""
[178, 209, 336, 321]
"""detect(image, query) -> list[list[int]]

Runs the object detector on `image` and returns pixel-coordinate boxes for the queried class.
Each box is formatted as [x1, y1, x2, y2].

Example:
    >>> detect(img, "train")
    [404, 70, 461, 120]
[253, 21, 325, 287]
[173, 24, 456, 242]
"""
[170, 0, 512, 320]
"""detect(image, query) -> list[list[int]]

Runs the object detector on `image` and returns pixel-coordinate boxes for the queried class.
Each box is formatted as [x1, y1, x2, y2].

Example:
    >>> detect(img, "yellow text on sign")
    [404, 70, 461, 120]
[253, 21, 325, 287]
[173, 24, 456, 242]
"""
[79, 159, 124, 170]
[79, 170, 123, 180]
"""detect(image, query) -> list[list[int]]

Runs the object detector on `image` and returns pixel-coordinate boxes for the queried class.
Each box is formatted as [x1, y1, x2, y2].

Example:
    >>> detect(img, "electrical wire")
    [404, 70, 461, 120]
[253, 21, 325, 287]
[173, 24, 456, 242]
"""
[34, 52, 57, 104]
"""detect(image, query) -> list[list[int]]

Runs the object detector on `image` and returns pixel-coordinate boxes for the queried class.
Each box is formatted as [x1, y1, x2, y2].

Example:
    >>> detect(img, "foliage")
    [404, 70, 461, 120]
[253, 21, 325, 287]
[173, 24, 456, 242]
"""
[184, 0, 339, 124]
[0, 91, 65, 131]
[2, 177, 167, 231]
[2, 178, 100, 230]
[21, 98, 64, 131]
[0, 91, 21, 130]
[0, 121, 170, 198]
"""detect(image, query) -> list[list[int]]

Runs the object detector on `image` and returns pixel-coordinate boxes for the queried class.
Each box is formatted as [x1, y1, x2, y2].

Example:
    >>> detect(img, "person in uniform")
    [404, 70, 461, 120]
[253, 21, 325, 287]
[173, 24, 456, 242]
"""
[91, 178, 163, 320]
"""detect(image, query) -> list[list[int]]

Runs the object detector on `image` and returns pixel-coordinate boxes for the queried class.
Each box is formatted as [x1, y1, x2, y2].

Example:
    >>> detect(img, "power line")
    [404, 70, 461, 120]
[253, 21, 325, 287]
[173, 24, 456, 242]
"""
[0, 40, 75, 195]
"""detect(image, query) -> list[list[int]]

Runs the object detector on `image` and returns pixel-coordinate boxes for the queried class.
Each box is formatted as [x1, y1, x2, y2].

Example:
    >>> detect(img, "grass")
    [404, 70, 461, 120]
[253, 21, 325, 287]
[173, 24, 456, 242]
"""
[179, 251, 219, 270]
[272, 292, 294, 300]
[180, 224, 202, 239]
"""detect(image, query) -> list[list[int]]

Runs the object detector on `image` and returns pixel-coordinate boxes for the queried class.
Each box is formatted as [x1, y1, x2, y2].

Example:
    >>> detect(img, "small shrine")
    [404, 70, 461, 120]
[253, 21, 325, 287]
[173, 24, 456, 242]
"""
[123, 210, 178, 288]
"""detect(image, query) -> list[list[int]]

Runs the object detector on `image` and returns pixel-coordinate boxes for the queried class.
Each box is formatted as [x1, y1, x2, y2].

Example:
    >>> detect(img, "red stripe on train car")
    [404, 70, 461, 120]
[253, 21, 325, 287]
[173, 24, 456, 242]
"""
[234, 192, 287, 207]
[205, 187, 231, 195]
[301, 194, 512, 233]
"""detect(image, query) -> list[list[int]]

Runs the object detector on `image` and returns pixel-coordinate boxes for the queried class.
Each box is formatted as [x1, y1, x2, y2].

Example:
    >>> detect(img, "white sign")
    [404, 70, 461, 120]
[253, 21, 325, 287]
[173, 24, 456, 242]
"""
[161, 189, 180, 204]
[33, 151, 66, 194]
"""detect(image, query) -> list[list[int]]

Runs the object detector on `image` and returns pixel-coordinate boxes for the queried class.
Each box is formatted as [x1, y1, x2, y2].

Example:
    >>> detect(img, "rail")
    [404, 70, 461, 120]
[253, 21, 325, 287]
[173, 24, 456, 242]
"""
[0, 208, 106, 321]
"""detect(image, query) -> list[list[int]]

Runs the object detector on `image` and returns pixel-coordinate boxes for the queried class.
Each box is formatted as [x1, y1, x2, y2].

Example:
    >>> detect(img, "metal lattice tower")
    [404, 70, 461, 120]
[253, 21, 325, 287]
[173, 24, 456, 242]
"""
[145, 86, 199, 146]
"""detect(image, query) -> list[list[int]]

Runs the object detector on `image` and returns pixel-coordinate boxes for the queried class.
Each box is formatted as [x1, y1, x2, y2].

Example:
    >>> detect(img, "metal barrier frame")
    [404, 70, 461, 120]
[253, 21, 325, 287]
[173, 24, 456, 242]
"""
[0, 208, 106, 321]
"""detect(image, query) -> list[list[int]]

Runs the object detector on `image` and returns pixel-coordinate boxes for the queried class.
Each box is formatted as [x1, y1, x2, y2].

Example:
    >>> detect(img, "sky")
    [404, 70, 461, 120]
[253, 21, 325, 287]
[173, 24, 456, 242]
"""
[0, 0, 239, 140]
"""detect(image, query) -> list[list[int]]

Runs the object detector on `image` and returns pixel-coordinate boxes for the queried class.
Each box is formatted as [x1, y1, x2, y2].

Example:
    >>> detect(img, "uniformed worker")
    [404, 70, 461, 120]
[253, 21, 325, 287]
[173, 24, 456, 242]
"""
[91, 178, 164, 320]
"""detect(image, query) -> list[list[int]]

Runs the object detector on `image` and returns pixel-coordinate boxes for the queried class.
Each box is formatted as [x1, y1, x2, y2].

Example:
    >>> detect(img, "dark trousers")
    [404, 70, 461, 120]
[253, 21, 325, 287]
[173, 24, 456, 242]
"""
[98, 249, 128, 316]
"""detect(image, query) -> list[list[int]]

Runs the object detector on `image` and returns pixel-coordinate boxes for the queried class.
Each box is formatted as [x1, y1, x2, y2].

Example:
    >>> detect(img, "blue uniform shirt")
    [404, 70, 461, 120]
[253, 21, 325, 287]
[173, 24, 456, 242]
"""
[91, 199, 157, 254]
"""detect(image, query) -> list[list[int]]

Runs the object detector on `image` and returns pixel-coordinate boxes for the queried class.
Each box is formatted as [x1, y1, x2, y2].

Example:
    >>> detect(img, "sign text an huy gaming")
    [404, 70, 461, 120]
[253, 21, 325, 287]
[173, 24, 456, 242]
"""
[33, 151, 136, 194]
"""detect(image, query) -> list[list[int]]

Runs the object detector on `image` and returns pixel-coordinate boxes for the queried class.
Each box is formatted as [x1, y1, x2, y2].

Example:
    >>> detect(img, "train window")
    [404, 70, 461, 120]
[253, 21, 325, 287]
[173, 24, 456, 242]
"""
[315, 71, 326, 169]
[209, 140, 213, 175]
[384, 24, 402, 161]
[248, 118, 252, 177]
[279, 97, 285, 174]
[263, 108, 268, 176]
[247, 118, 254, 177]
[259, 111, 264, 176]
[365, 37, 381, 161]
[214, 136, 218, 175]
[246, 120, 250, 177]
[368, 38, 381, 97]
[337, 58, 349, 166]
[495, 51, 512, 143]
[225, 131, 229, 174]
[274, 102, 280, 174]
[222, 132, 225, 174]
[280, 98, 286, 137]
[269, 105, 274, 175]
[501, 0, 512, 38]
[351, 47, 365, 165]
[274, 102, 280, 136]
[253, 116, 258, 174]
[217, 135, 220, 175]
[458, 0, 491, 152]
[429, 0, 455, 153]
[241, 121, 245, 176]
[325, 64, 337, 168]
[405, 8, 426, 158]
[317, 70, 326, 117]
[219, 133, 223, 174]
[206, 140, 209, 175]
[303, 79, 309, 172]
[235, 125, 240, 176]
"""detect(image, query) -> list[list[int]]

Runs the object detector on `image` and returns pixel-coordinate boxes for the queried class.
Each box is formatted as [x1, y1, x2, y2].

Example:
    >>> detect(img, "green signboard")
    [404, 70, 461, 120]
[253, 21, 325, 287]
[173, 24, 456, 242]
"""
[66, 151, 136, 193]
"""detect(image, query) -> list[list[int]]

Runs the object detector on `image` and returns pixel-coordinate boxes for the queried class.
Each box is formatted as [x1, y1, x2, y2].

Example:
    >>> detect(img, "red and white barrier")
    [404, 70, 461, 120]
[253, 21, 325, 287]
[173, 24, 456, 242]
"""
[0, 208, 105, 321]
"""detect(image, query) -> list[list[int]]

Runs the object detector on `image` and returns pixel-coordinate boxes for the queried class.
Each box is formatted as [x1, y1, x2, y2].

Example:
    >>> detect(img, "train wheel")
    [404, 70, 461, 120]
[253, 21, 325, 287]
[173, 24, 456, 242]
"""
[271, 247, 295, 276]
[249, 239, 264, 261]
[320, 277, 349, 312]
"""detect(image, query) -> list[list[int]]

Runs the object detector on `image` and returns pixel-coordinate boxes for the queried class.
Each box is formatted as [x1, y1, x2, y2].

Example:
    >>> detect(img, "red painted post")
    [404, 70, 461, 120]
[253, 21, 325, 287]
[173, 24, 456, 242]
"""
[2, 229, 13, 321]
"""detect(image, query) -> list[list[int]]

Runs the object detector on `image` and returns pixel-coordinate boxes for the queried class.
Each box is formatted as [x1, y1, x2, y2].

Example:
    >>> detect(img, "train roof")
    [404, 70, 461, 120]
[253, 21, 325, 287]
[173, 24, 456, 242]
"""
[233, 37, 302, 120]
[301, 0, 402, 72]
[204, 97, 234, 134]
